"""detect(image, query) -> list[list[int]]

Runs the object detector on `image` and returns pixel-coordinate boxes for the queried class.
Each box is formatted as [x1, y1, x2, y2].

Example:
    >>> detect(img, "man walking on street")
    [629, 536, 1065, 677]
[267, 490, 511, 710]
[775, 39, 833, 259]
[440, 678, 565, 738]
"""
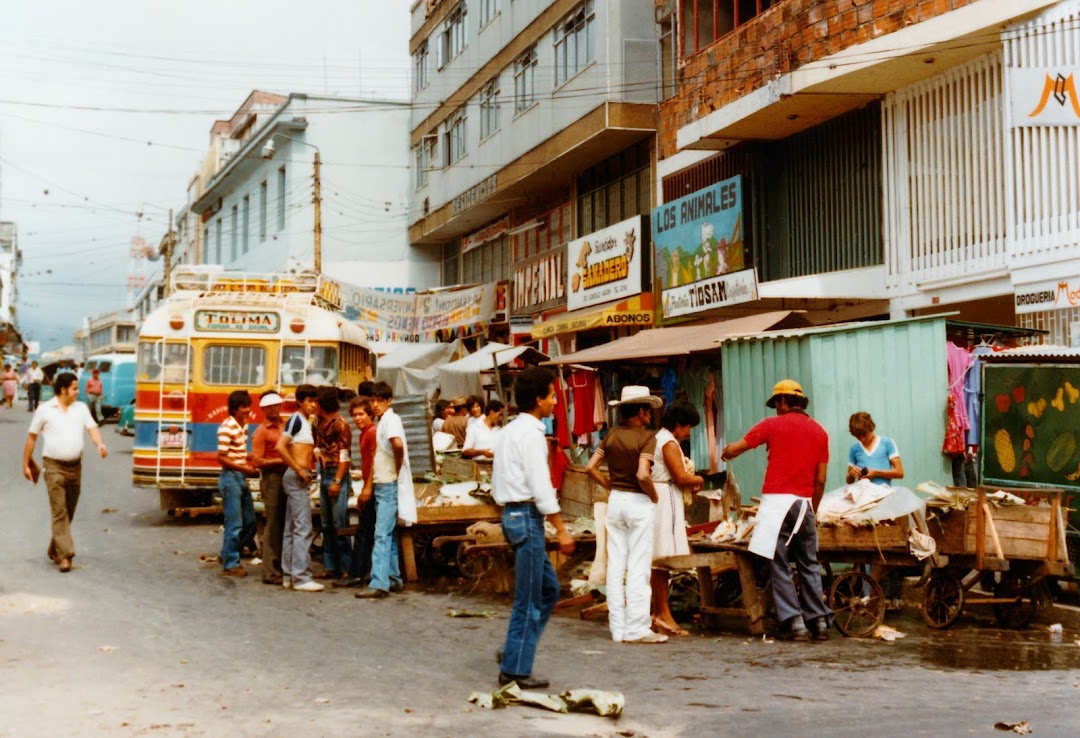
[356, 382, 408, 599]
[274, 384, 324, 592]
[721, 379, 831, 641]
[26, 361, 45, 412]
[21, 372, 107, 573]
[493, 367, 575, 688]
[251, 392, 288, 585]
[85, 368, 104, 425]
[314, 386, 352, 581]
[217, 390, 258, 577]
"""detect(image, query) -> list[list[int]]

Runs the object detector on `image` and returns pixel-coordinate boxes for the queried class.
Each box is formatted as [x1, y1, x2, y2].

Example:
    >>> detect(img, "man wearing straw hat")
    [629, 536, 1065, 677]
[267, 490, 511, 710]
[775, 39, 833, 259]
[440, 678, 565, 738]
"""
[721, 379, 831, 642]
[585, 386, 667, 644]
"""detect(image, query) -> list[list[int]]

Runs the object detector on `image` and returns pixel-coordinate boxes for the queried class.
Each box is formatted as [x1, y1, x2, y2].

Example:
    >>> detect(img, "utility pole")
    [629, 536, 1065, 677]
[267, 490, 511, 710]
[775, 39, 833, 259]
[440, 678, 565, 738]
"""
[313, 151, 322, 274]
[163, 208, 174, 298]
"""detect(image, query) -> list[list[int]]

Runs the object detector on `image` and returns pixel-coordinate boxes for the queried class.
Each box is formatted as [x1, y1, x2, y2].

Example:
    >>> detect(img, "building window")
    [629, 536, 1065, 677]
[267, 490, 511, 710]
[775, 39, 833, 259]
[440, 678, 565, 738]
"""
[215, 219, 223, 263]
[241, 195, 250, 254]
[478, 0, 497, 27]
[577, 140, 652, 236]
[554, 0, 595, 87]
[414, 41, 429, 93]
[276, 166, 286, 232]
[681, 0, 775, 57]
[445, 106, 467, 165]
[438, 4, 467, 69]
[230, 205, 238, 261]
[514, 47, 538, 114]
[479, 80, 500, 140]
[414, 146, 429, 190]
[512, 202, 572, 261]
[462, 236, 509, 285]
[442, 242, 459, 286]
[257, 179, 265, 239]
[659, 14, 677, 100]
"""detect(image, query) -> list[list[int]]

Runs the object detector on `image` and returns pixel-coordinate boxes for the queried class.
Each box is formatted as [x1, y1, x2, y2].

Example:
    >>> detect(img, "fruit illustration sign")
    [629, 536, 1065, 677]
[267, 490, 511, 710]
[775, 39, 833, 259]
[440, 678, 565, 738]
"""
[982, 363, 1080, 499]
[652, 175, 755, 318]
[566, 215, 644, 312]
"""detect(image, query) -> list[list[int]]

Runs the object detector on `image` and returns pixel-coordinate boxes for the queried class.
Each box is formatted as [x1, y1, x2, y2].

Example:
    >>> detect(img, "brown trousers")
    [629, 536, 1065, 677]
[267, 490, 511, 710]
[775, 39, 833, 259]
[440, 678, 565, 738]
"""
[260, 469, 287, 579]
[44, 457, 82, 561]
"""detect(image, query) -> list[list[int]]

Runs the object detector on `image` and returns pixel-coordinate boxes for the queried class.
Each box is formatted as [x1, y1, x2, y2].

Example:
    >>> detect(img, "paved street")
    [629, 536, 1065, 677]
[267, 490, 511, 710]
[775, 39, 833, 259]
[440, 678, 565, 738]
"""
[1, 411, 1079, 738]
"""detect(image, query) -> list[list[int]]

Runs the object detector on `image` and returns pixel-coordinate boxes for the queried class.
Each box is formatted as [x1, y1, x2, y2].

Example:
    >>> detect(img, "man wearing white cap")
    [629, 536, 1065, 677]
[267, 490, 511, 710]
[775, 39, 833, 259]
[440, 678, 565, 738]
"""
[251, 392, 288, 584]
[585, 386, 666, 644]
[721, 379, 831, 641]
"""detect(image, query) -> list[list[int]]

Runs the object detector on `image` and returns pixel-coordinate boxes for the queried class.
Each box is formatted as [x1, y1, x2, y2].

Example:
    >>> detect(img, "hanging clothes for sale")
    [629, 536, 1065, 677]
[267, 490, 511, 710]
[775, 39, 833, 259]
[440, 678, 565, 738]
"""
[568, 369, 599, 436]
[660, 367, 678, 405]
[704, 372, 720, 473]
[550, 376, 572, 490]
[679, 364, 711, 473]
[964, 344, 994, 445]
[946, 342, 974, 435]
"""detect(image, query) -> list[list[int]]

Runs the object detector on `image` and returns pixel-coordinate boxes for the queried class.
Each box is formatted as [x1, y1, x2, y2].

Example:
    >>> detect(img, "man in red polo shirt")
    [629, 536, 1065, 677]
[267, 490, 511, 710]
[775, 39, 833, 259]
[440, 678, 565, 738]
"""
[721, 379, 831, 642]
[251, 393, 288, 584]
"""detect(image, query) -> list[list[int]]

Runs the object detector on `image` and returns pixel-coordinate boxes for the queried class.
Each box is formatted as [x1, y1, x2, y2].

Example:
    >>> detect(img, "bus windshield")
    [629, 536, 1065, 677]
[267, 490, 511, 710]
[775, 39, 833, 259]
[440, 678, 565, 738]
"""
[280, 345, 338, 386]
[137, 342, 191, 382]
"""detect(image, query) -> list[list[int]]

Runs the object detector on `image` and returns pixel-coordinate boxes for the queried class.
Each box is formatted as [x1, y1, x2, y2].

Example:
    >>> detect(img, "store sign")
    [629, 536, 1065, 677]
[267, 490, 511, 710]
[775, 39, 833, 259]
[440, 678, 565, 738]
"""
[452, 174, 498, 215]
[1013, 276, 1080, 314]
[492, 281, 509, 324]
[566, 215, 644, 312]
[1009, 68, 1080, 127]
[195, 310, 280, 333]
[513, 247, 565, 312]
[653, 175, 754, 317]
[462, 216, 510, 254]
[661, 269, 759, 318]
[530, 294, 654, 339]
[339, 281, 496, 342]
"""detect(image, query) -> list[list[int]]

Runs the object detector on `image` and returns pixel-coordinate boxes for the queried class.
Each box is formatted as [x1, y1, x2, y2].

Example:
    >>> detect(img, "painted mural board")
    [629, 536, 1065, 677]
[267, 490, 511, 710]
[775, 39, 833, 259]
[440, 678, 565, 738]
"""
[566, 215, 644, 311]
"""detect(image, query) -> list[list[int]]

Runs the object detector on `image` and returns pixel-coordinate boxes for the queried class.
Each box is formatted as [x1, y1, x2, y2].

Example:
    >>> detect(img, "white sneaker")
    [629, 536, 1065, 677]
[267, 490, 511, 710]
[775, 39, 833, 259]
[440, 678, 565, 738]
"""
[293, 581, 325, 592]
[282, 577, 292, 590]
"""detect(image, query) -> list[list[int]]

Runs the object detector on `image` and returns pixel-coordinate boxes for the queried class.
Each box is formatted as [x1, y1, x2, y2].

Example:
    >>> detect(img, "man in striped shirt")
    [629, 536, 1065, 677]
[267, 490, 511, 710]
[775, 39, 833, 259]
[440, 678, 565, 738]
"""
[217, 390, 257, 577]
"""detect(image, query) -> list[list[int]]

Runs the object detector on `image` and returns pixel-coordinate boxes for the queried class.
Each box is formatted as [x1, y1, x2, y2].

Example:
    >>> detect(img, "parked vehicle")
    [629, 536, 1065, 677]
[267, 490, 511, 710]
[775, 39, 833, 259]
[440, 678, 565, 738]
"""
[78, 353, 136, 421]
[132, 267, 374, 511]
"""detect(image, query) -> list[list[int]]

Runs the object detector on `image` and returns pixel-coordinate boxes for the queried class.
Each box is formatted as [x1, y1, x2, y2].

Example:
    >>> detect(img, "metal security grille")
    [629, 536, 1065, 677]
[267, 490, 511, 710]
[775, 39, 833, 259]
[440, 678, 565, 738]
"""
[762, 103, 883, 280]
[882, 52, 1007, 293]
[1004, 3, 1080, 262]
[202, 345, 266, 387]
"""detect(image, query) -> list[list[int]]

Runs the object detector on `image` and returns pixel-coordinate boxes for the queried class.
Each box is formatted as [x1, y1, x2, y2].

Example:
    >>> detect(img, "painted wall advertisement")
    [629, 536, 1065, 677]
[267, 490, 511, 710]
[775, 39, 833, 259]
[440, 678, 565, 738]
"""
[1009, 68, 1080, 127]
[652, 175, 757, 318]
[513, 247, 565, 314]
[1013, 275, 1080, 315]
[339, 282, 496, 342]
[566, 215, 644, 312]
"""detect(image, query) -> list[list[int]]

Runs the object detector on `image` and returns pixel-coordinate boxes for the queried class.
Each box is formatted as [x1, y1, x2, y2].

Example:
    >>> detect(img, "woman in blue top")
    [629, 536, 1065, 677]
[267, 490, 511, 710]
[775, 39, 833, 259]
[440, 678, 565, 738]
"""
[845, 412, 904, 487]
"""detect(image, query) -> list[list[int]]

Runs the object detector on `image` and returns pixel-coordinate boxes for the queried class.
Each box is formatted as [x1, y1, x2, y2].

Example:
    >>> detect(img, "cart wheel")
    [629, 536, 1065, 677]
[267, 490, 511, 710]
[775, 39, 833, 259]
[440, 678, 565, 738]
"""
[828, 570, 885, 637]
[992, 574, 1039, 629]
[921, 572, 964, 629]
[456, 546, 496, 580]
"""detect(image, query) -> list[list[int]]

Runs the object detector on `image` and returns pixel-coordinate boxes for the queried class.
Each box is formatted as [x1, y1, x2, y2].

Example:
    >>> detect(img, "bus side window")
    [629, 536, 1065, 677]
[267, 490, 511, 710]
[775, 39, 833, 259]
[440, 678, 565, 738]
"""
[204, 345, 266, 387]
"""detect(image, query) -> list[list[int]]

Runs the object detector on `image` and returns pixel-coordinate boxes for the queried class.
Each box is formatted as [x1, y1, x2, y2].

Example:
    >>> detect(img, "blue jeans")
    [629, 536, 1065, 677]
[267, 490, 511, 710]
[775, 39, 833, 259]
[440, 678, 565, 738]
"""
[500, 504, 558, 678]
[219, 470, 255, 570]
[319, 469, 352, 575]
[369, 482, 401, 592]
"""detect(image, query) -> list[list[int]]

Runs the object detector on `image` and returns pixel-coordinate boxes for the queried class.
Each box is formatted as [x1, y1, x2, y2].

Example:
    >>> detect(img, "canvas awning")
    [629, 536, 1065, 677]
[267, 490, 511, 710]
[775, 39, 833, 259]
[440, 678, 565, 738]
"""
[543, 310, 803, 365]
[437, 342, 549, 398]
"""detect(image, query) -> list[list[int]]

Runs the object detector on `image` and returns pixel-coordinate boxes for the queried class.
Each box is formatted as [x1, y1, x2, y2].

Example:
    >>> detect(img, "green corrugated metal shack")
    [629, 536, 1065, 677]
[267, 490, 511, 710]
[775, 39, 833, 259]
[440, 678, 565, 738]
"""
[720, 315, 951, 503]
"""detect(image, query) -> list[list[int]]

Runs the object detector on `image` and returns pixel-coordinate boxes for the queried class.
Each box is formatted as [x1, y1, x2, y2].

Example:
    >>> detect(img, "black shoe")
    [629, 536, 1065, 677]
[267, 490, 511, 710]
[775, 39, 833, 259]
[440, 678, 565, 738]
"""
[498, 672, 549, 690]
[389, 581, 404, 593]
[775, 618, 810, 642]
[354, 587, 389, 599]
[495, 648, 504, 666]
[809, 617, 830, 641]
[333, 577, 366, 588]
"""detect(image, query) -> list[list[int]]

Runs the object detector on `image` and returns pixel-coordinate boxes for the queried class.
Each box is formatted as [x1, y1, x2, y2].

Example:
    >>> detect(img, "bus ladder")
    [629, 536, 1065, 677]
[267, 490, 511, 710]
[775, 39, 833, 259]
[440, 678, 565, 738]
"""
[153, 336, 193, 488]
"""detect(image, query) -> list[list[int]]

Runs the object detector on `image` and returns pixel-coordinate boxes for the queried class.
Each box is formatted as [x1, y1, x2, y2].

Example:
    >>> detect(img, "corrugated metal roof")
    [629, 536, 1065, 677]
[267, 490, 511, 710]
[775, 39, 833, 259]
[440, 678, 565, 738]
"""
[718, 313, 951, 345]
[986, 345, 1080, 360]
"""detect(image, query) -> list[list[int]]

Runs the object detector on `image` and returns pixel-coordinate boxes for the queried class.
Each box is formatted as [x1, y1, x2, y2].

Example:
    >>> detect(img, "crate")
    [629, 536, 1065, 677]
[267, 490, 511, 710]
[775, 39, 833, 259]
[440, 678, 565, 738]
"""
[934, 504, 1059, 561]
[817, 522, 910, 553]
[559, 466, 602, 519]
[415, 503, 501, 525]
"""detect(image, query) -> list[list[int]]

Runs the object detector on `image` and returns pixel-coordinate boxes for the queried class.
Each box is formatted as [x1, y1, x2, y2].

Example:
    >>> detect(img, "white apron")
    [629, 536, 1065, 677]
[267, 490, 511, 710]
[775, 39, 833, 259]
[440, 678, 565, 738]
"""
[748, 494, 808, 559]
[396, 456, 417, 526]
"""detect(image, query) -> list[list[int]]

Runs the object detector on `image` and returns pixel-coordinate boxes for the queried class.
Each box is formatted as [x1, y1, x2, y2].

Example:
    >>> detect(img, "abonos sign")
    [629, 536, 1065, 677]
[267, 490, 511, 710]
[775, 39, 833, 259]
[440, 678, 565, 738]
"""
[566, 216, 644, 312]
[1014, 276, 1080, 314]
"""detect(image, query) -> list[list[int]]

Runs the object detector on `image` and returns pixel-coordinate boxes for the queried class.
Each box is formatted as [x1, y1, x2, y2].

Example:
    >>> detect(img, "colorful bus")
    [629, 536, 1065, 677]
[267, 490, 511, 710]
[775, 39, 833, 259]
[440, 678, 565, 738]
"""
[132, 267, 373, 511]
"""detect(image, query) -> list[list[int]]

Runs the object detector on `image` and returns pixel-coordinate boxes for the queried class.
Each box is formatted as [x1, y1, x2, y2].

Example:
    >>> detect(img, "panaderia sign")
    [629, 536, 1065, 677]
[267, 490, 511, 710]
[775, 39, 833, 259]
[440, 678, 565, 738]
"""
[1013, 276, 1080, 314]
[566, 215, 643, 312]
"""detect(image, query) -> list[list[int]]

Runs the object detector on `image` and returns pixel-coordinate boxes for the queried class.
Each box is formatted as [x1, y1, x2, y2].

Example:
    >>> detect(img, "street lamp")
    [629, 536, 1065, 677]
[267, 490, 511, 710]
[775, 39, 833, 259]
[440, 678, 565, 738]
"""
[261, 135, 322, 274]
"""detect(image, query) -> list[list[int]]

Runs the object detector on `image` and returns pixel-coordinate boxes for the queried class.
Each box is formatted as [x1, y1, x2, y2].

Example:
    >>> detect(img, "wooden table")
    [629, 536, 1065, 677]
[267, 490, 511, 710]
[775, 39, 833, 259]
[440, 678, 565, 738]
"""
[656, 541, 765, 635]
[400, 504, 502, 582]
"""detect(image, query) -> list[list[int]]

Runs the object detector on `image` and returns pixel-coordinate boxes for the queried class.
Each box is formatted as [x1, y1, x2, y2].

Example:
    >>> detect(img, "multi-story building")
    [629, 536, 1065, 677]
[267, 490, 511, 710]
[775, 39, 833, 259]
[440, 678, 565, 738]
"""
[190, 90, 436, 290]
[84, 310, 138, 356]
[0, 221, 24, 355]
[657, 0, 1080, 343]
[408, 0, 662, 353]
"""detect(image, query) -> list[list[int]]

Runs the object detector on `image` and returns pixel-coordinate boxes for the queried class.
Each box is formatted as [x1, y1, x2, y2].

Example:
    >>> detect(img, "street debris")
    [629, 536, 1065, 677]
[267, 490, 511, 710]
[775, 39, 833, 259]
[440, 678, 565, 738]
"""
[993, 721, 1032, 734]
[446, 609, 495, 618]
[314, 697, 330, 704]
[872, 625, 906, 642]
[100, 508, 117, 514]
[97, 645, 116, 653]
[467, 682, 624, 717]
[198, 554, 221, 564]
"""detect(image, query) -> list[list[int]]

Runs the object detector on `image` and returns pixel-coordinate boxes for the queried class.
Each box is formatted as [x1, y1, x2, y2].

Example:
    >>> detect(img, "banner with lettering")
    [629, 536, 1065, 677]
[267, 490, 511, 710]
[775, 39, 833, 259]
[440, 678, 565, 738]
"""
[566, 215, 644, 312]
[339, 281, 496, 342]
[652, 175, 751, 318]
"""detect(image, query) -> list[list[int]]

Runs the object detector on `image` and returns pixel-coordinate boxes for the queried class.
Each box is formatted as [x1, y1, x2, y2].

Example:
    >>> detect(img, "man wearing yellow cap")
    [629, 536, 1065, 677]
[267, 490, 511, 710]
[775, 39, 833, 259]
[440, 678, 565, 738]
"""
[721, 379, 831, 642]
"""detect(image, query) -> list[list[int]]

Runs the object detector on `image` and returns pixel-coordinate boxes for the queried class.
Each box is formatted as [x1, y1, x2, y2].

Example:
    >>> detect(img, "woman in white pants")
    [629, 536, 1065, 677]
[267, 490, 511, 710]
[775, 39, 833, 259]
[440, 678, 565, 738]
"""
[586, 386, 667, 644]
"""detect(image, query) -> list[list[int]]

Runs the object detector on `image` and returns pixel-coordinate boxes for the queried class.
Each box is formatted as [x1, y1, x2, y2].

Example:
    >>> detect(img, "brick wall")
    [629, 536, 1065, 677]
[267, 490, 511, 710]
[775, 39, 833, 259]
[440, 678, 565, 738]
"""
[657, 0, 977, 159]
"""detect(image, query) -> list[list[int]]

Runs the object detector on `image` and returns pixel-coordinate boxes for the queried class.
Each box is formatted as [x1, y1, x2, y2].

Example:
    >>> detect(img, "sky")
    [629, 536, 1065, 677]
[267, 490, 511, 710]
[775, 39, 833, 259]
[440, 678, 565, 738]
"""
[0, 0, 412, 352]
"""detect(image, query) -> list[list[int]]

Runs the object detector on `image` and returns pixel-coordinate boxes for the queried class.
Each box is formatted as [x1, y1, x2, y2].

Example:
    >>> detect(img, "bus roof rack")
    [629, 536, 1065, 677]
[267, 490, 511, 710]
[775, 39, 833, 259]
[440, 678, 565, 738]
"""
[169, 266, 340, 310]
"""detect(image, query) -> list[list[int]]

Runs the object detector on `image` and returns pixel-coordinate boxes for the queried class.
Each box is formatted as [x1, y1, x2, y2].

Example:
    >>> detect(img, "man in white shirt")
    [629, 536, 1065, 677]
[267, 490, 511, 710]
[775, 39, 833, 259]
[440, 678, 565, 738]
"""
[493, 367, 574, 690]
[462, 399, 504, 460]
[26, 360, 45, 412]
[21, 372, 107, 573]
